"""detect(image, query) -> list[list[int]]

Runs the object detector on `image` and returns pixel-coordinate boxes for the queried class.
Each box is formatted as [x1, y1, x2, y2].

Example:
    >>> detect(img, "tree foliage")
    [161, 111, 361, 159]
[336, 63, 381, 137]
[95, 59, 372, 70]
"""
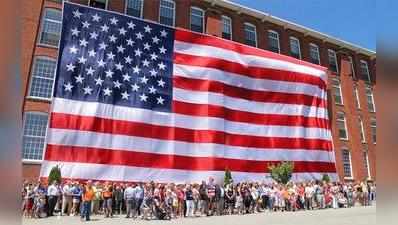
[267, 161, 294, 184]
[321, 174, 331, 183]
[48, 165, 62, 184]
[224, 167, 233, 186]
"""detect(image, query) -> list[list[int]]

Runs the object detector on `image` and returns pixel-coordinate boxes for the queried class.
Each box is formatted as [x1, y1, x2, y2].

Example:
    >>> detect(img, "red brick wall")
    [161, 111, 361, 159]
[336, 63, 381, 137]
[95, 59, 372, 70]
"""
[22, 0, 376, 182]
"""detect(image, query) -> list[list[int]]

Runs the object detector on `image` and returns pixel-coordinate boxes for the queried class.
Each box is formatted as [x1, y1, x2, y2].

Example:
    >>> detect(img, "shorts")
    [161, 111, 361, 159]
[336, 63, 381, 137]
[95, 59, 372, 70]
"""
[73, 198, 80, 204]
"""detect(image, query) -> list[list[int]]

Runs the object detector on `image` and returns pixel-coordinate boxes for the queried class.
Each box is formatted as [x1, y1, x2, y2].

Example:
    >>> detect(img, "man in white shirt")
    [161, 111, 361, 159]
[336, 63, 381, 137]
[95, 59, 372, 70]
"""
[304, 183, 314, 210]
[124, 183, 136, 218]
[47, 181, 60, 216]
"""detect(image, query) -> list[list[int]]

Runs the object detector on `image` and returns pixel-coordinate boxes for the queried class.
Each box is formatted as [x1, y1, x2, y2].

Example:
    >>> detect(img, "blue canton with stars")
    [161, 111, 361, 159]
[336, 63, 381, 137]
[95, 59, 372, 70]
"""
[55, 2, 174, 112]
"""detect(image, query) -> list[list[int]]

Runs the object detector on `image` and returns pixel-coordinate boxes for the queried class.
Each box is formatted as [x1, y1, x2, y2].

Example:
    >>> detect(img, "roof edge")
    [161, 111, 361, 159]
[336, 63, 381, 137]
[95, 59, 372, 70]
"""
[205, 0, 376, 58]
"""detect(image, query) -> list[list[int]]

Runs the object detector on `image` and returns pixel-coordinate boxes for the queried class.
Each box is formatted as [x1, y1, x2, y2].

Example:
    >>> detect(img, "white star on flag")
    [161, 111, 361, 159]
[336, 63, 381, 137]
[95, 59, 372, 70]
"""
[144, 25, 152, 33]
[156, 96, 165, 105]
[63, 82, 74, 91]
[88, 49, 96, 57]
[101, 24, 109, 32]
[113, 80, 122, 89]
[66, 63, 76, 72]
[95, 77, 104, 86]
[121, 91, 130, 100]
[97, 59, 106, 67]
[75, 75, 84, 83]
[118, 27, 127, 35]
[85, 67, 95, 76]
[105, 69, 114, 78]
[103, 87, 112, 96]
[139, 93, 148, 102]
[152, 36, 160, 44]
[148, 86, 157, 94]
[135, 32, 144, 40]
[83, 86, 93, 95]
[158, 62, 166, 70]
[110, 17, 118, 25]
[78, 56, 87, 64]
[131, 83, 140, 92]
[71, 27, 80, 36]
[160, 29, 168, 37]
[82, 21, 90, 29]
[124, 56, 132, 64]
[122, 73, 131, 81]
[72, 9, 82, 18]
[92, 13, 101, 22]
[69, 46, 78, 54]
[157, 79, 165, 87]
[140, 76, 149, 84]
[127, 21, 136, 29]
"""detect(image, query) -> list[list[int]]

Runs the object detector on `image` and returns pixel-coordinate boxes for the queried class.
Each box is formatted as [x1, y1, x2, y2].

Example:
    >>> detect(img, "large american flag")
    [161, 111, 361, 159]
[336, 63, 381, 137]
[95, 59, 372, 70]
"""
[40, 2, 337, 183]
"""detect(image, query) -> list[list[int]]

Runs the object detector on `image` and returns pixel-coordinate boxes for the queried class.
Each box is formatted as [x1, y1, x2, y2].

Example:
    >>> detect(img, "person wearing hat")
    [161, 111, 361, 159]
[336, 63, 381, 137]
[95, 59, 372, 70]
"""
[81, 180, 95, 221]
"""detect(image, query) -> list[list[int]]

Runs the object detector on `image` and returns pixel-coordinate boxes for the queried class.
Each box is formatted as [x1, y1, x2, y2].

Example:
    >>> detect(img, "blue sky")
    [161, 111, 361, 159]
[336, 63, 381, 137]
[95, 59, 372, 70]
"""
[232, 0, 376, 51]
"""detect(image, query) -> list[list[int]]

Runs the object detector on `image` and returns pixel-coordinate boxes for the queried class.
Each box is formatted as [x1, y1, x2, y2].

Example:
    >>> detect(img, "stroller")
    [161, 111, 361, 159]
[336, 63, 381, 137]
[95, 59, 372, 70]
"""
[153, 197, 171, 220]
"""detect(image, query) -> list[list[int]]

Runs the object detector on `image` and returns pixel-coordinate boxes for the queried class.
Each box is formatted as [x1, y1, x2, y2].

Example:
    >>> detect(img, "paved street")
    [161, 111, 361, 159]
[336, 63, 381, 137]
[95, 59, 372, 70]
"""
[23, 206, 376, 225]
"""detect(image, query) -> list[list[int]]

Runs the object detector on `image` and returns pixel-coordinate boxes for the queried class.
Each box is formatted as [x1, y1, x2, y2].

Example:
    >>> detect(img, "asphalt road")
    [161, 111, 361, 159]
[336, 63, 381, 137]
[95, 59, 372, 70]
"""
[23, 206, 376, 225]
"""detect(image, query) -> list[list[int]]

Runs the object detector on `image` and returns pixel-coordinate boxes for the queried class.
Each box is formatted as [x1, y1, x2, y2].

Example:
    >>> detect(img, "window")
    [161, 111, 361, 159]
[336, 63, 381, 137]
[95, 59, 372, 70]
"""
[125, 0, 143, 18]
[221, 15, 232, 40]
[359, 117, 366, 143]
[332, 78, 343, 105]
[244, 23, 257, 47]
[363, 151, 371, 178]
[89, 0, 107, 9]
[289, 37, 301, 59]
[342, 149, 353, 178]
[28, 57, 57, 100]
[190, 7, 204, 33]
[365, 86, 376, 112]
[337, 112, 348, 140]
[309, 43, 320, 64]
[268, 30, 280, 53]
[22, 112, 48, 160]
[159, 0, 175, 26]
[328, 49, 338, 73]
[354, 86, 361, 109]
[360, 60, 371, 82]
[39, 8, 62, 47]
[370, 118, 376, 144]
[348, 56, 356, 77]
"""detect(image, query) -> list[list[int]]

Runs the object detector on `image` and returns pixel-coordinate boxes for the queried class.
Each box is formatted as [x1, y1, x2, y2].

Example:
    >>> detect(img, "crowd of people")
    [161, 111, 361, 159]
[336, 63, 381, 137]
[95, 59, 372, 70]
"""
[22, 177, 376, 221]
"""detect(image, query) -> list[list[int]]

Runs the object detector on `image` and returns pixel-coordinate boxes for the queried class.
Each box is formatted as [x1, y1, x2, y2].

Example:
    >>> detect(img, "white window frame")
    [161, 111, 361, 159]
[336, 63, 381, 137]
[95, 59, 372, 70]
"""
[37, 8, 62, 48]
[124, 0, 144, 18]
[360, 60, 371, 82]
[27, 56, 57, 101]
[348, 56, 355, 77]
[359, 117, 366, 143]
[89, 0, 109, 10]
[365, 86, 376, 112]
[268, 30, 280, 53]
[354, 86, 361, 109]
[221, 15, 232, 40]
[190, 6, 205, 33]
[22, 111, 49, 162]
[328, 49, 339, 73]
[332, 78, 344, 105]
[243, 22, 257, 47]
[309, 43, 320, 64]
[342, 149, 354, 180]
[158, 0, 176, 27]
[363, 151, 371, 179]
[370, 118, 376, 144]
[337, 112, 348, 140]
[289, 36, 301, 59]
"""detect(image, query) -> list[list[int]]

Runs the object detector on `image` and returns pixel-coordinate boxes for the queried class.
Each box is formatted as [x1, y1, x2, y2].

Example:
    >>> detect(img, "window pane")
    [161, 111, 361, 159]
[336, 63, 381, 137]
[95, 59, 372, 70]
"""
[328, 50, 338, 73]
[309, 44, 320, 64]
[244, 24, 256, 47]
[366, 87, 375, 112]
[360, 60, 371, 82]
[221, 16, 232, 40]
[370, 119, 376, 143]
[126, 0, 143, 18]
[289, 37, 301, 59]
[354, 87, 361, 109]
[359, 118, 366, 143]
[268, 31, 280, 53]
[159, 0, 175, 26]
[39, 9, 62, 46]
[190, 8, 204, 33]
[22, 113, 48, 160]
[342, 149, 352, 177]
[349, 56, 355, 77]
[89, 0, 107, 9]
[332, 79, 343, 104]
[29, 57, 56, 99]
[337, 113, 347, 139]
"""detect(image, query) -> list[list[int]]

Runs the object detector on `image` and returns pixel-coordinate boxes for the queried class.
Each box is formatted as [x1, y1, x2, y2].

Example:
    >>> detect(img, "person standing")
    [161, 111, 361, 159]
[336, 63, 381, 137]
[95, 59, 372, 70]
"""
[47, 181, 60, 217]
[61, 181, 72, 216]
[81, 180, 95, 221]
[135, 183, 144, 218]
[113, 185, 123, 215]
[207, 178, 216, 216]
[185, 184, 194, 217]
[199, 181, 208, 216]
[102, 182, 113, 218]
[124, 183, 135, 218]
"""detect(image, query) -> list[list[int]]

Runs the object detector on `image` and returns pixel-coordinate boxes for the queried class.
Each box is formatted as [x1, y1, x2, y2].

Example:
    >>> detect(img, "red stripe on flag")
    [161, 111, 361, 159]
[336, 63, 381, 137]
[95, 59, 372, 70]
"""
[172, 101, 330, 129]
[174, 53, 326, 90]
[44, 144, 337, 173]
[175, 29, 327, 72]
[50, 113, 333, 151]
[174, 76, 327, 108]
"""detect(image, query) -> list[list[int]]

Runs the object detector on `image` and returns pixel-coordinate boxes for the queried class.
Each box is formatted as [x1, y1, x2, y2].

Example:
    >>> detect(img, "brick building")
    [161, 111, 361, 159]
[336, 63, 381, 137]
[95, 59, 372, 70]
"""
[21, 0, 376, 182]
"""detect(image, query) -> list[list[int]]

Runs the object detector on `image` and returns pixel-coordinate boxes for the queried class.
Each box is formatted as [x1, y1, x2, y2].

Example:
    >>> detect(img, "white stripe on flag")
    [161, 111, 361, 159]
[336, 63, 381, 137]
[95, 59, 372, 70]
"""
[51, 98, 331, 139]
[174, 40, 327, 81]
[47, 128, 336, 162]
[173, 64, 327, 99]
